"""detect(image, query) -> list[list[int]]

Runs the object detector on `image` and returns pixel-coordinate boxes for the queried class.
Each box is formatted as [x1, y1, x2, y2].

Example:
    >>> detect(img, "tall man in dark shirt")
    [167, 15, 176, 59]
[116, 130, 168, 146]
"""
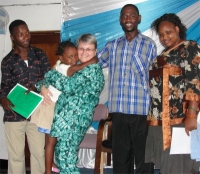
[0, 20, 51, 174]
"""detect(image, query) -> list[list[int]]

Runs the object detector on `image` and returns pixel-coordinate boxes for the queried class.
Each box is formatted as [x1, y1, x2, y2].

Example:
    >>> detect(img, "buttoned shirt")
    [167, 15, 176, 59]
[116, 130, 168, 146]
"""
[98, 32, 157, 115]
[0, 46, 51, 122]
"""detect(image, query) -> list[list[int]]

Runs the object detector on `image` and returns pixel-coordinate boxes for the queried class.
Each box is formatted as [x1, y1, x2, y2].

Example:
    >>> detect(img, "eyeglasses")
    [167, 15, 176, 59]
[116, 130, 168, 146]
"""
[78, 47, 95, 52]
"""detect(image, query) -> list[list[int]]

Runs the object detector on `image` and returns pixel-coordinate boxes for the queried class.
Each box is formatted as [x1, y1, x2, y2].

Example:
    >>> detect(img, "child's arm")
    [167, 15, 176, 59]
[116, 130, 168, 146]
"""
[67, 56, 98, 76]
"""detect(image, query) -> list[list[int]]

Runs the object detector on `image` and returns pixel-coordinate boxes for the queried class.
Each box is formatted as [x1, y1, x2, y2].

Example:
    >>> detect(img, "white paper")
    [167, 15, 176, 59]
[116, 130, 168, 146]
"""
[48, 85, 61, 102]
[197, 112, 200, 124]
[170, 127, 191, 154]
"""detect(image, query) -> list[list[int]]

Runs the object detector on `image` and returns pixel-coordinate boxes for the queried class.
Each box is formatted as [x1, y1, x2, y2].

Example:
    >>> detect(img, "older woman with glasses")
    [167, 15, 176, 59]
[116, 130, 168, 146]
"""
[35, 34, 105, 174]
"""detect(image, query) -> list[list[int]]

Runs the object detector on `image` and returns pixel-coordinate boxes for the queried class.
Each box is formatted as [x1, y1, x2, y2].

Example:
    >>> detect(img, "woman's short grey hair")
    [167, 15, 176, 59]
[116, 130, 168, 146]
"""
[77, 33, 97, 49]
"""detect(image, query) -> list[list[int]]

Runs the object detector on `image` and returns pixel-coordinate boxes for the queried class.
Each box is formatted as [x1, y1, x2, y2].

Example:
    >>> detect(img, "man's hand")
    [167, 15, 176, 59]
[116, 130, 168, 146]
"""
[0, 97, 15, 112]
[28, 85, 36, 92]
[25, 85, 37, 94]
[184, 117, 197, 136]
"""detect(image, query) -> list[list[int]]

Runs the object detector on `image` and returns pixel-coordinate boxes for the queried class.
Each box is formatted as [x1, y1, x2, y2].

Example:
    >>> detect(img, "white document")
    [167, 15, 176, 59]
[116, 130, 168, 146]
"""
[197, 112, 200, 124]
[170, 127, 191, 154]
[48, 85, 61, 102]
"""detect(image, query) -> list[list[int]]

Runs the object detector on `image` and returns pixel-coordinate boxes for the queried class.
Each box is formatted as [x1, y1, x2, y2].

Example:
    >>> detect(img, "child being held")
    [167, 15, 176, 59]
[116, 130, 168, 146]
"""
[30, 40, 97, 172]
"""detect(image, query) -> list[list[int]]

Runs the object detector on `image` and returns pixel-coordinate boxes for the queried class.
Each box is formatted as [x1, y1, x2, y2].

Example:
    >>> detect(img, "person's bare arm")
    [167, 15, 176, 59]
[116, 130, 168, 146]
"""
[184, 100, 199, 136]
[67, 56, 98, 76]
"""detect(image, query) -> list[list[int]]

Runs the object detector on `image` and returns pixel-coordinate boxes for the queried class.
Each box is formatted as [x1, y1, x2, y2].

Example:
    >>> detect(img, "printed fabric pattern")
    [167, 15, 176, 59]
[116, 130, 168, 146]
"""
[36, 63, 104, 174]
[148, 41, 200, 121]
[0, 46, 51, 122]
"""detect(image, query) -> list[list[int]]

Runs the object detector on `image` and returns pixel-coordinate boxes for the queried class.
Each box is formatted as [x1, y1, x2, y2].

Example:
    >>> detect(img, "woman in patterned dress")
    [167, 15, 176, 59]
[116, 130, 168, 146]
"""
[36, 34, 105, 174]
[145, 13, 200, 173]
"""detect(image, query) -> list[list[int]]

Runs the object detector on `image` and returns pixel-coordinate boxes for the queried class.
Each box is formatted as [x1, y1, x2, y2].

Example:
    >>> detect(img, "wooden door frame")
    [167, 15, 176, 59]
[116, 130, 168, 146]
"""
[30, 30, 60, 44]
[30, 30, 60, 67]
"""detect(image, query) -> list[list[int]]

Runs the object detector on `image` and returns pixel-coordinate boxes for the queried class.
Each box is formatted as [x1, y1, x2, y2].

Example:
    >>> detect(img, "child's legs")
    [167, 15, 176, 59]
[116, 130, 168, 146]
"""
[45, 134, 57, 174]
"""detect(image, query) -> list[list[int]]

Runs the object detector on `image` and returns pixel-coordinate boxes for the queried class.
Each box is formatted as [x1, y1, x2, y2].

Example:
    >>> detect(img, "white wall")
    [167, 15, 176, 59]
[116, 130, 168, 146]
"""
[0, 0, 62, 159]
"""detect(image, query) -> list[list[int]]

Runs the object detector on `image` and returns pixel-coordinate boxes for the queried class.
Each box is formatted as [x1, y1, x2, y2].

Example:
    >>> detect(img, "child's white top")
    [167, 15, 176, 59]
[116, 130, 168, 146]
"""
[55, 60, 70, 76]
[49, 60, 70, 102]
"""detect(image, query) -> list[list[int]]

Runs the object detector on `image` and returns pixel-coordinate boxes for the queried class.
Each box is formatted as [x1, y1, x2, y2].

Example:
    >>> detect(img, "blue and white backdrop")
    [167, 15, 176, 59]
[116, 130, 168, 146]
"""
[61, 0, 200, 105]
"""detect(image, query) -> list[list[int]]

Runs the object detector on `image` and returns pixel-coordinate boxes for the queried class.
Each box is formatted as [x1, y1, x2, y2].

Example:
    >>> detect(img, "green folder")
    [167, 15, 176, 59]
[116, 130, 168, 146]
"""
[7, 83, 43, 119]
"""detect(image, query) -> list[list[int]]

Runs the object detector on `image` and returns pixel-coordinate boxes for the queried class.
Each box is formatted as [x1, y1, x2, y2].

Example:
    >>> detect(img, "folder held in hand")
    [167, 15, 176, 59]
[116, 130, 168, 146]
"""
[7, 83, 43, 119]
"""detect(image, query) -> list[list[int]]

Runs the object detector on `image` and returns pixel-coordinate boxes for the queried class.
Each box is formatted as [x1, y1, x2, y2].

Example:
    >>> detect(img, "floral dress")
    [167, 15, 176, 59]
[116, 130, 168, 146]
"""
[36, 64, 104, 174]
[146, 41, 200, 173]
[148, 41, 200, 121]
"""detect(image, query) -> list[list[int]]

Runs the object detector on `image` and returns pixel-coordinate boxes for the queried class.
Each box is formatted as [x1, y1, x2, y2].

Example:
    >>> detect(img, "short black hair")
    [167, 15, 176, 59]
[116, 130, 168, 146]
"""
[56, 40, 77, 56]
[9, 19, 27, 34]
[121, 4, 139, 15]
[151, 13, 187, 40]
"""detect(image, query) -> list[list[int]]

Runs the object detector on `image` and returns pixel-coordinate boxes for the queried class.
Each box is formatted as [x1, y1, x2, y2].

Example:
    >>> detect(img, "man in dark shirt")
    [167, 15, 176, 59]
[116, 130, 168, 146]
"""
[0, 20, 51, 174]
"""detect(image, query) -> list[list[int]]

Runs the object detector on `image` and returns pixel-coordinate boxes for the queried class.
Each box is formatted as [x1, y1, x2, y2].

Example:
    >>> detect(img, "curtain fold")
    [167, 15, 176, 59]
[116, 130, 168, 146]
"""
[61, 0, 199, 52]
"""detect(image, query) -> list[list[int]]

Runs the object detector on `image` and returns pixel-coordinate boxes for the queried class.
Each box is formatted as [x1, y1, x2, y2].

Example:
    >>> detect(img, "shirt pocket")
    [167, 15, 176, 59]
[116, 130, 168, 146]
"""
[130, 60, 148, 90]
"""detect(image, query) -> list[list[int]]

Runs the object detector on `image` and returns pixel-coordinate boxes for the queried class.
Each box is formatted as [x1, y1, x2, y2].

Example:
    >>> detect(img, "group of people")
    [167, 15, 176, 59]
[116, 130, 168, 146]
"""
[0, 3, 199, 174]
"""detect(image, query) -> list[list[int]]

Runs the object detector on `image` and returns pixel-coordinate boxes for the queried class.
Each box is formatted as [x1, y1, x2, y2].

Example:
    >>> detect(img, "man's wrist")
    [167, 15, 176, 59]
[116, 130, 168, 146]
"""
[0, 96, 6, 102]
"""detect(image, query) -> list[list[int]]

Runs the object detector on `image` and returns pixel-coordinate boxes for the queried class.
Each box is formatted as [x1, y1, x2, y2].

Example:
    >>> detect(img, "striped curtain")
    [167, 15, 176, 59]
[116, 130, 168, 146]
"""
[61, 0, 200, 53]
[61, 0, 200, 105]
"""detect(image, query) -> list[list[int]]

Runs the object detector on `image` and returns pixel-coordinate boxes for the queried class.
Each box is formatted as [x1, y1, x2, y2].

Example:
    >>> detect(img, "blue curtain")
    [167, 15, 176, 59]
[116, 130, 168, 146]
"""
[61, 0, 199, 51]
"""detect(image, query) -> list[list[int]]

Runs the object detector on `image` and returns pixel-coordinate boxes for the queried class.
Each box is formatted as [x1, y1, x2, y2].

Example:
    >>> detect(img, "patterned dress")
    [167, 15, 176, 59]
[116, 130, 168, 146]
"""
[148, 41, 200, 121]
[146, 41, 200, 173]
[36, 64, 104, 174]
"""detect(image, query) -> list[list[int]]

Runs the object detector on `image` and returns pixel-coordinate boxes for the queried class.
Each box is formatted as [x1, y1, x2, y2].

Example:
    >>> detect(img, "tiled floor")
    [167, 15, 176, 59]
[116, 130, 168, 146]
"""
[79, 168, 160, 174]
[0, 159, 160, 174]
[0, 169, 161, 174]
[79, 167, 113, 174]
[0, 168, 160, 174]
